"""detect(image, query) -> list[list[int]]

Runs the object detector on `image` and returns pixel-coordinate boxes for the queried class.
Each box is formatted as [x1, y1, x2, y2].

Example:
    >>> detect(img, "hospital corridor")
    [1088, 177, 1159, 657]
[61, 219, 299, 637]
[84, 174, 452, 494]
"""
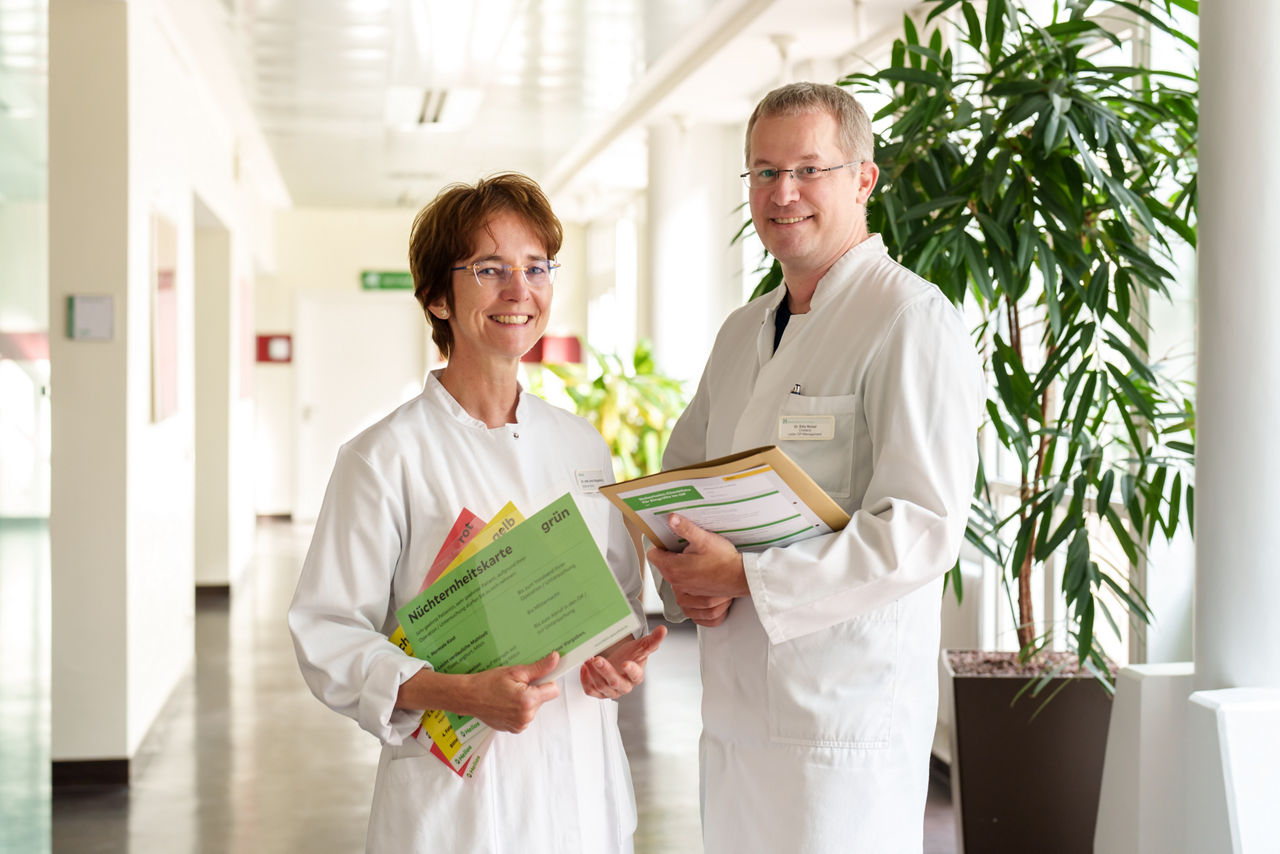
[0, 516, 956, 852]
[4, 1, 1273, 852]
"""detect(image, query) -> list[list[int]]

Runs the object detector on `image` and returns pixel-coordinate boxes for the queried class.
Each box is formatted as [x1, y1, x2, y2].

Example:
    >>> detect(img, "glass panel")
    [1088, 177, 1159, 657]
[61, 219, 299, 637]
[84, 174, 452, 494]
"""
[0, 0, 49, 519]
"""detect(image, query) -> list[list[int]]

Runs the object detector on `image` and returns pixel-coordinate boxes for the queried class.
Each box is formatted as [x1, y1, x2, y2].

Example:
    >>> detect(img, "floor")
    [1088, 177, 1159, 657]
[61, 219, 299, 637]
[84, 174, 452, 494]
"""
[0, 517, 957, 853]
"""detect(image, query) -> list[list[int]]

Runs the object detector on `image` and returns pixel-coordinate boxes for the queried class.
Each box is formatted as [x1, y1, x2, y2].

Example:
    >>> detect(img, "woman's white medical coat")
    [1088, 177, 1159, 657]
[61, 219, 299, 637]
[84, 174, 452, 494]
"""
[661, 236, 984, 854]
[289, 371, 645, 853]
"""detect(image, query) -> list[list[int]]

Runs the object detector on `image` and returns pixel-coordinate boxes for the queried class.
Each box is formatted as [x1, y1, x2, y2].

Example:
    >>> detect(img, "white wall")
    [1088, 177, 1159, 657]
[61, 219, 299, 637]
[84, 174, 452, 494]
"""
[49, 0, 132, 762]
[643, 119, 745, 384]
[49, 0, 284, 762]
[251, 312, 294, 516]
[260, 208, 418, 328]
[253, 207, 419, 516]
[552, 221, 589, 342]
[194, 222, 256, 587]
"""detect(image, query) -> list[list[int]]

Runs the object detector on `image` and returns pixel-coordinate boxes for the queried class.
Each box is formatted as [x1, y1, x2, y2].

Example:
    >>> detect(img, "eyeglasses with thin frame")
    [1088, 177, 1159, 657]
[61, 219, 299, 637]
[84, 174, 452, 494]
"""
[450, 260, 560, 288]
[740, 161, 865, 189]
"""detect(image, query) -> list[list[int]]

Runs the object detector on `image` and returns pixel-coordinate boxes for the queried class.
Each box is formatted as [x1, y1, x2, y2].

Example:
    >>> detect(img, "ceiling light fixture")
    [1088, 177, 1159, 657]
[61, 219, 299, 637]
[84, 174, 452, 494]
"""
[384, 0, 519, 132]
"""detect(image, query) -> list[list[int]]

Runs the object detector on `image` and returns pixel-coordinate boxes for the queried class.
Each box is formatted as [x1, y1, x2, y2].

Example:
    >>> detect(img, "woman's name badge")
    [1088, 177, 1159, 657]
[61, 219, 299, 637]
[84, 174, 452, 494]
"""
[779, 415, 835, 440]
[575, 469, 607, 493]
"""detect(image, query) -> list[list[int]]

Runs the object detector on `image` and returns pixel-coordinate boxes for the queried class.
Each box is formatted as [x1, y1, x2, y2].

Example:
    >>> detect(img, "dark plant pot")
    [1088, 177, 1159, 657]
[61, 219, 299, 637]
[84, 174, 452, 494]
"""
[943, 651, 1114, 854]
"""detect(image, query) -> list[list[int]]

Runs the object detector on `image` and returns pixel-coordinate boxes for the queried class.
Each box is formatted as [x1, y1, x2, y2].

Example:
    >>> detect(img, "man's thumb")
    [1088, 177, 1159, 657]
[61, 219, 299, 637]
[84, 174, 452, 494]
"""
[667, 514, 704, 551]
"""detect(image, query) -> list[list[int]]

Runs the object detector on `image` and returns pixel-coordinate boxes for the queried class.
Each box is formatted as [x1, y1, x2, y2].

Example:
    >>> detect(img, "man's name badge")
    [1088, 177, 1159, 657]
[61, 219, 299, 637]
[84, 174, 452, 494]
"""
[779, 415, 835, 440]
[575, 469, 607, 493]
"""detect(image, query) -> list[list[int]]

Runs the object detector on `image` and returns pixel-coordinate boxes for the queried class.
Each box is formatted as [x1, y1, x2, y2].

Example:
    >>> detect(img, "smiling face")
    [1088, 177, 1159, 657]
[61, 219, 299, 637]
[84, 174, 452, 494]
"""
[747, 109, 878, 287]
[430, 209, 552, 371]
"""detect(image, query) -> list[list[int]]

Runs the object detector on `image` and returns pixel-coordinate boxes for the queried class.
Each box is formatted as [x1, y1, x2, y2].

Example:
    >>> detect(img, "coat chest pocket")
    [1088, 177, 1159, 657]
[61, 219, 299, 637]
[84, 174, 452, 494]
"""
[766, 602, 898, 749]
[777, 393, 858, 499]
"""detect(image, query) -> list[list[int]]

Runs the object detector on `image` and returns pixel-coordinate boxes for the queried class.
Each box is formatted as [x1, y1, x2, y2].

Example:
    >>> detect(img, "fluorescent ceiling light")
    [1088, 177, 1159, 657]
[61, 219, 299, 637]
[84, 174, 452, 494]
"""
[384, 0, 519, 133]
[384, 85, 484, 131]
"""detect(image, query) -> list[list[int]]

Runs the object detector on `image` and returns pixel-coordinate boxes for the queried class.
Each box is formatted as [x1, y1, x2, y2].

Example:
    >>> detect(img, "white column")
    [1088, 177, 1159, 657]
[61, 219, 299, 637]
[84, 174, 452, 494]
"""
[1185, 3, 1280, 850]
[48, 0, 131, 767]
[1101, 6, 1280, 850]
[643, 118, 744, 384]
[194, 220, 237, 586]
[1196, 0, 1280, 693]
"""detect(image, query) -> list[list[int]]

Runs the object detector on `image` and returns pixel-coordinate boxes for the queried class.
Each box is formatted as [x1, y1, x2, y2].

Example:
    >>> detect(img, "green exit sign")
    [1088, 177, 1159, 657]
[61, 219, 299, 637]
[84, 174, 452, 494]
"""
[360, 270, 414, 290]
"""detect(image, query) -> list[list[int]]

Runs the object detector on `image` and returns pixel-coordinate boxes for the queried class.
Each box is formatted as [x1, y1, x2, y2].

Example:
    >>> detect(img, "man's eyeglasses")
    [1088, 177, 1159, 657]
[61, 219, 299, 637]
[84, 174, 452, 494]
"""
[740, 161, 865, 189]
[451, 260, 560, 288]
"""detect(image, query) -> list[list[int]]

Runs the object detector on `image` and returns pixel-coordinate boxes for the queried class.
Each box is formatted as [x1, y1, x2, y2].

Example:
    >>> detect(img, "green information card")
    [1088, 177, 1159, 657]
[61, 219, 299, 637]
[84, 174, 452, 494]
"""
[622, 485, 703, 511]
[395, 493, 638, 685]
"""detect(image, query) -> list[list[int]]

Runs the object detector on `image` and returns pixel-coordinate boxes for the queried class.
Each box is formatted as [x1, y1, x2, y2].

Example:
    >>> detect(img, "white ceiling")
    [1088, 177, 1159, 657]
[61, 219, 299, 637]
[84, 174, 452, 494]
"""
[0, 0, 920, 211]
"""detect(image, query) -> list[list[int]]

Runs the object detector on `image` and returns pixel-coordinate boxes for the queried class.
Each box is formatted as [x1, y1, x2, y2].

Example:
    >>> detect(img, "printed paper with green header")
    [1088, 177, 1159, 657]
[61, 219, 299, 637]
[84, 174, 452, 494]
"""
[396, 491, 640, 705]
[600, 445, 850, 553]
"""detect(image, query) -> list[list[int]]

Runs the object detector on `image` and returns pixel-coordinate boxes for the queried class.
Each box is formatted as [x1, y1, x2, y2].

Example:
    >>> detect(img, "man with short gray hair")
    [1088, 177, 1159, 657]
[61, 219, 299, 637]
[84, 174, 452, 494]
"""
[648, 82, 984, 853]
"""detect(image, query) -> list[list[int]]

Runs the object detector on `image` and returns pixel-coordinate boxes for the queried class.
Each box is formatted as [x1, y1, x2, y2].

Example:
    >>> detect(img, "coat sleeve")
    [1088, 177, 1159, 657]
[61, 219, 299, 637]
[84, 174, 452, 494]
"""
[747, 295, 984, 645]
[287, 444, 430, 745]
[653, 362, 714, 622]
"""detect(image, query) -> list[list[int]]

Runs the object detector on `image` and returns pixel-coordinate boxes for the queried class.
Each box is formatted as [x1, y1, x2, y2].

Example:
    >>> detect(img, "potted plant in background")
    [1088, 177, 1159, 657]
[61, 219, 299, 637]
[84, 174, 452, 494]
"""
[752, 0, 1197, 849]
[530, 339, 688, 480]
[856, 0, 1197, 849]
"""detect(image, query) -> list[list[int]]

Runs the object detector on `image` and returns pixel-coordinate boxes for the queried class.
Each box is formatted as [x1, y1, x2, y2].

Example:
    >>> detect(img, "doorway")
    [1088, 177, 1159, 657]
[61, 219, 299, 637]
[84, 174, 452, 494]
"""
[292, 290, 431, 521]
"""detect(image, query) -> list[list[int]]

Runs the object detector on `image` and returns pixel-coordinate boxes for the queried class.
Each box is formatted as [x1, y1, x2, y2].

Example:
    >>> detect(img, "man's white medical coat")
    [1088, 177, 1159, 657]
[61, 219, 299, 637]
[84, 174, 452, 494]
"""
[661, 235, 984, 854]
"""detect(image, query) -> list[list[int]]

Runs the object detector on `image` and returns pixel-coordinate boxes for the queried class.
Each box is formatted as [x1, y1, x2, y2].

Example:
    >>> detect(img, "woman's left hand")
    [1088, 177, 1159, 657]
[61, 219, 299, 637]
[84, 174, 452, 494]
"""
[579, 625, 668, 700]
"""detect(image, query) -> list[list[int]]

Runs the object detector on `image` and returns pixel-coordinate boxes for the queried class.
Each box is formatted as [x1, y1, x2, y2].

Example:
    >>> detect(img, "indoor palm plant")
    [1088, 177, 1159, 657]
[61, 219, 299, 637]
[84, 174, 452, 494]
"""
[848, 0, 1197, 678]
[857, 0, 1197, 848]
[750, 0, 1197, 680]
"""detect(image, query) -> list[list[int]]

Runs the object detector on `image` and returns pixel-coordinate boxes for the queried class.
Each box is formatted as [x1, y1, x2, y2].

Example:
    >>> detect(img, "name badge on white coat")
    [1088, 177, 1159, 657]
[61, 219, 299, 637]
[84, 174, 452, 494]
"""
[575, 469, 607, 493]
[779, 415, 836, 440]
